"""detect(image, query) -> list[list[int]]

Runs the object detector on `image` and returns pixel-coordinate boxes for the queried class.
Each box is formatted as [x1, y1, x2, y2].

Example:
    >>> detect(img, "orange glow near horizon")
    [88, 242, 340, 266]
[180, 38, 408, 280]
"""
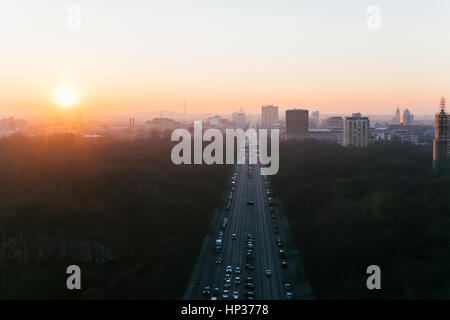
[53, 87, 80, 109]
[1, 1, 450, 117]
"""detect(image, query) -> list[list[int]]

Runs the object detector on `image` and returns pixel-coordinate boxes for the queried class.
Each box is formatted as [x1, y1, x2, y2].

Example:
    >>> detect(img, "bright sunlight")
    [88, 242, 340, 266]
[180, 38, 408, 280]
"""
[53, 87, 80, 109]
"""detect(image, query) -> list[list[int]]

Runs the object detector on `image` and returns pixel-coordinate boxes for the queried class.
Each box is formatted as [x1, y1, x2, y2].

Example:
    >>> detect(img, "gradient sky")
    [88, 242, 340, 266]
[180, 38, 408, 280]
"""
[1, 0, 450, 117]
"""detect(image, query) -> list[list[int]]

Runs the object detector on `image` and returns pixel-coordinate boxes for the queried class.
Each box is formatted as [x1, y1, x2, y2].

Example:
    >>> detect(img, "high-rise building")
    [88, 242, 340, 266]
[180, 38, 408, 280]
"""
[311, 111, 320, 128]
[286, 109, 309, 140]
[261, 105, 279, 129]
[402, 109, 413, 126]
[433, 97, 450, 168]
[327, 117, 343, 130]
[343, 113, 370, 147]
[327, 116, 344, 144]
[232, 112, 246, 129]
[392, 107, 401, 124]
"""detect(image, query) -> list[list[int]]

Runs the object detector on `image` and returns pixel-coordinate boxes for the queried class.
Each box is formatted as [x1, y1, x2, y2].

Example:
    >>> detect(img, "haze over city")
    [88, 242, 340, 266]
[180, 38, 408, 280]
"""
[3, 0, 450, 308]
[2, 0, 450, 118]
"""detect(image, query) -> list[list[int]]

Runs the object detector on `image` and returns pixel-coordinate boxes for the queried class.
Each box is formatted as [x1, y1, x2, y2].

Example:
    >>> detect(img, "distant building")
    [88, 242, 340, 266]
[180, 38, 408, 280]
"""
[286, 109, 309, 140]
[208, 116, 222, 127]
[146, 117, 179, 132]
[402, 109, 414, 126]
[0, 117, 27, 136]
[327, 117, 343, 130]
[274, 119, 285, 130]
[308, 129, 337, 142]
[261, 105, 279, 129]
[392, 107, 401, 124]
[232, 112, 246, 129]
[376, 124, 433, 144]
[204, 116, 232, 131]
[326, 116, 344, 144]
[311, 111, 320, 128]
[343, 113, 370, 147]
[433, 97, 450, 168]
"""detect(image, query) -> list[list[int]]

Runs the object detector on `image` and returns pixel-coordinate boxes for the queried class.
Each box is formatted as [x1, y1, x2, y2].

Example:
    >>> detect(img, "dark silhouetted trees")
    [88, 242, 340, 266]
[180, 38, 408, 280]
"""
[272, 140, 450, 299]
[0, 134, 230, 299]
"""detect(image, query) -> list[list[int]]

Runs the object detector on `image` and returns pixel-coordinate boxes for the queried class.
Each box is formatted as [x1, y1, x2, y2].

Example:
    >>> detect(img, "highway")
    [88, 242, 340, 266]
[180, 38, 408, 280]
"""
[184, 158, 296, 300]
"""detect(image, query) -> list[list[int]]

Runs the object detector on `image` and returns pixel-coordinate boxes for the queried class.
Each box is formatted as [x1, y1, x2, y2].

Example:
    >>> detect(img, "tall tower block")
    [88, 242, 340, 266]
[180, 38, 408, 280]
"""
[433, 97, 449, 168]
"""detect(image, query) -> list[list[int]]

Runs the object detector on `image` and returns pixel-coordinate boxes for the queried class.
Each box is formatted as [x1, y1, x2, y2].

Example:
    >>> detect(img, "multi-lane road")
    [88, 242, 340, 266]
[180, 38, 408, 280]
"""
[184, 157, 304, 300]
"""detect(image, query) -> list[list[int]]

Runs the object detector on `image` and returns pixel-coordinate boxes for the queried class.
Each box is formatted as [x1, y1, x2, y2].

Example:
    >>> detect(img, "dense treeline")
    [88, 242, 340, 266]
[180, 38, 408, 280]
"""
[272, 140, 450, 299]
[0, 134, 230, 299]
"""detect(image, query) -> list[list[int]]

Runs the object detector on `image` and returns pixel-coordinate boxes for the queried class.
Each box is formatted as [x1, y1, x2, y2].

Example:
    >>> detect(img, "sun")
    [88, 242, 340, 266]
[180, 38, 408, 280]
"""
[53, 87, 80, 109]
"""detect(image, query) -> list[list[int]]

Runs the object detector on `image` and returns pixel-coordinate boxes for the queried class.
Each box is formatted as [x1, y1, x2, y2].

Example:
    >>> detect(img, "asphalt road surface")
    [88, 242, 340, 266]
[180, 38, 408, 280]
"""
[184, 162, 295, 300]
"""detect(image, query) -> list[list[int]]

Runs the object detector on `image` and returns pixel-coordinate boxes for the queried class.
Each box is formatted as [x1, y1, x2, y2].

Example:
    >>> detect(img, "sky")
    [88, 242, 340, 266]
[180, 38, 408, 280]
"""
[1, 0, 450, 117]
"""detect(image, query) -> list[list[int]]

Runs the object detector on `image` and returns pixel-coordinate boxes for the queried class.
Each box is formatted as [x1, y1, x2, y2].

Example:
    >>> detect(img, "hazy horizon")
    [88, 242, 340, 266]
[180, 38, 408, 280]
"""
[1, 0, 449, 117]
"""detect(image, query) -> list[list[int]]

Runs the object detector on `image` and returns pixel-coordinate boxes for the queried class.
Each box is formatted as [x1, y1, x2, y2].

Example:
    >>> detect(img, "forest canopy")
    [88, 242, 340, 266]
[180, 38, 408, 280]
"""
[272, 140, 450, 299]
[0, 134, 230, 299]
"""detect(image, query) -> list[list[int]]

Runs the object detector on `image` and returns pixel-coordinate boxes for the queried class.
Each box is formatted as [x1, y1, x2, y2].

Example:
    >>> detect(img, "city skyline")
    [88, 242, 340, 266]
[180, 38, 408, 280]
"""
[2, 0, 450, 117]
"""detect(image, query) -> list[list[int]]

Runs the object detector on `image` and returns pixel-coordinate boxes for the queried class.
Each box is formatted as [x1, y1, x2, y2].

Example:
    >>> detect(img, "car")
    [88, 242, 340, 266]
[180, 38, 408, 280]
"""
[213, 287, 220, 296]
[244, 291, 256, 299]
[215, 257, 223, 264]
[218, 231, 224, 238]
[284, 283, 292, 291]
[222, 290, 229, 299]
[247, 200, 255, 206]
[224, 280, 232, 289]
[224, 274, 231, 281]
[246, 263, 255, 271]
[235, 267, 241, 274]
[232, 233, 238, 240]
[232, 292, 239, 300]
[211, 297, 217, 300]
[286, 292, 293, 300]
[265, 269, 272, 277]
[245, 282, 255, 290]
[234, 277, 241, 285]
[202, 287, 211, 296]
[245, 276, 253, 283]
[225, 265, 233, 273]
[281, 261, 288, 268]
[247, 234, 254, 240]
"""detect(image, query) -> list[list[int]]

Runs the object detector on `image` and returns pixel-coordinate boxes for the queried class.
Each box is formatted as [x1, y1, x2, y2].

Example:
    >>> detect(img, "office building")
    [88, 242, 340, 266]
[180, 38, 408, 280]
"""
[343, 113, 370, 147]
[402, 109, 413, 126]
[327, 116, 344, 144]
[232, 112, 246, 129]
[392, 107, 401, 124]
[286, 109, 309, 140]
[433, 97, 450, 168]
[261, 105, 279, 129]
